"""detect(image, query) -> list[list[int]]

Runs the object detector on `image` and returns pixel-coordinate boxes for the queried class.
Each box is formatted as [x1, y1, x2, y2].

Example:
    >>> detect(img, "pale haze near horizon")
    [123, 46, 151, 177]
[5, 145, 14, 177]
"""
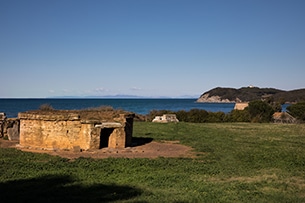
[1, 0, 304, 98]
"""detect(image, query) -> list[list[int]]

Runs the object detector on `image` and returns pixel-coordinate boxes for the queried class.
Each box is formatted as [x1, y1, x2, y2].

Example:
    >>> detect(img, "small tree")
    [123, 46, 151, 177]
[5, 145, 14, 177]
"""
[247, 100, 275, 123]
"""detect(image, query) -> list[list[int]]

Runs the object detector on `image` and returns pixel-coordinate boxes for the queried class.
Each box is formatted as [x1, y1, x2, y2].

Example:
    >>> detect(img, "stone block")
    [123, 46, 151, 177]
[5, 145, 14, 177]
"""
[0, 113, 6, 120]
[7, 122, 19, 141]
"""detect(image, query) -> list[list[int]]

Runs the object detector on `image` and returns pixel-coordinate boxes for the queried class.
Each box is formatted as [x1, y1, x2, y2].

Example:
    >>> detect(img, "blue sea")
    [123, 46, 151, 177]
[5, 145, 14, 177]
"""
[0, 99, 237, 118]
[0, 98, 290, 118]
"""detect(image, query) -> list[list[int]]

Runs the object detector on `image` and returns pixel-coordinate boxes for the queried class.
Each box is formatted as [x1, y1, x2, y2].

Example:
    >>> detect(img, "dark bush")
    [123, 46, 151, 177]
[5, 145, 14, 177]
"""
[271, 102, 282, 112]
[226, 109, 251, 122]
[207, 112, 226, 122]
[287, 102, 305, 122]
[146, 101, 277, 123]
[187, 109, 209, 123]
[148, 109, 226, 123]
[176, 110, 188, 122]
[247, 100, 275, 123]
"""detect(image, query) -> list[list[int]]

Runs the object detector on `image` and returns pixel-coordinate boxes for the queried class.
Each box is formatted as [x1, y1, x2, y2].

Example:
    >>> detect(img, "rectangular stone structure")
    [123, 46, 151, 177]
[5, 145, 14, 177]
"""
[18, 111, 134, 151]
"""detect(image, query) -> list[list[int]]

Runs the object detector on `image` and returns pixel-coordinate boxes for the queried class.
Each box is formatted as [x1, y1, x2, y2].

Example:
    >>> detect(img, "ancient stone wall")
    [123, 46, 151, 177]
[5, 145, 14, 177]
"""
[18, 111, 134, 151]
[19, 112, 89, 150]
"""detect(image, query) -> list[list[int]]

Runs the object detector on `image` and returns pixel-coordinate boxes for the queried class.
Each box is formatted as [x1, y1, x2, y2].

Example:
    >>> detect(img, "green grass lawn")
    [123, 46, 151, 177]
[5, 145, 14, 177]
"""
[1, 122, 305, 202]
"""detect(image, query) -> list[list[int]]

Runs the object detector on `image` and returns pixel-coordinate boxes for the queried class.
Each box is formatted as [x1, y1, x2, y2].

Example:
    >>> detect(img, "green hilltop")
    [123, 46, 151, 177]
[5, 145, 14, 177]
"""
[197, 86, 305, 103]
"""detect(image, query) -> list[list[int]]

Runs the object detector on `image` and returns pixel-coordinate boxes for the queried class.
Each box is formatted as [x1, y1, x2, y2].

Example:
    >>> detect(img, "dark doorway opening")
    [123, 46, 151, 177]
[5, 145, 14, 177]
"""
[100, 128, 114, 148]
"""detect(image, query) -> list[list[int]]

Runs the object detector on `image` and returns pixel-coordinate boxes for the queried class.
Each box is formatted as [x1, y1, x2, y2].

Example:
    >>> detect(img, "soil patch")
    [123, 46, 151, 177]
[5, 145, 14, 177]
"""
[0, 139, 196, 159]
[0, 140, 18, 148]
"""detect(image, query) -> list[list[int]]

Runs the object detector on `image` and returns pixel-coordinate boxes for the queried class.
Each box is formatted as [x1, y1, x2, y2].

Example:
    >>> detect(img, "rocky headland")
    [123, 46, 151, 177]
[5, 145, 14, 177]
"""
[197, 86, 305, 103]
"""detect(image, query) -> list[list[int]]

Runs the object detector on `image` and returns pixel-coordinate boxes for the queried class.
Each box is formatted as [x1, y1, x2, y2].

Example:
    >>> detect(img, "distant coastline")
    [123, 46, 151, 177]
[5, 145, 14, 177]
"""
[47, 95, 199, 99]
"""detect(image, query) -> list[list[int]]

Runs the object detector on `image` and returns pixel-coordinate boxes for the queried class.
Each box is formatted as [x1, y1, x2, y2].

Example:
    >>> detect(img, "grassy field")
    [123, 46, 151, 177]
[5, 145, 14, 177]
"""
[1, 122, 305, 202]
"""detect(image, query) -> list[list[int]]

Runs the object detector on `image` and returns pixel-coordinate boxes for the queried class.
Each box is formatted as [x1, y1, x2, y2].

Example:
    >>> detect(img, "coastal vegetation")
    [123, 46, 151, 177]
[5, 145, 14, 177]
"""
[148, 100, 293, 123]
[37, 100, 305, 124]
[1, 122, 305, 202]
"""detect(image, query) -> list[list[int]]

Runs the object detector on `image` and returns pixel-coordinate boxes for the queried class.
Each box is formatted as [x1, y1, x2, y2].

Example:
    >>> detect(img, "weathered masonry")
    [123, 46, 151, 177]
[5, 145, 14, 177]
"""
[18, 110, 134, 151]
[0, 113, 19, 141]
[152, 114, 179, 123]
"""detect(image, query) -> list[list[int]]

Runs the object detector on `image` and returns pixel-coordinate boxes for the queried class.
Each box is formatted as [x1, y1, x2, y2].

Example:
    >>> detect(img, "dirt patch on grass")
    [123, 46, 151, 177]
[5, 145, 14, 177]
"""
[0, 140, 18, 148]
[0, 139, 196, 159]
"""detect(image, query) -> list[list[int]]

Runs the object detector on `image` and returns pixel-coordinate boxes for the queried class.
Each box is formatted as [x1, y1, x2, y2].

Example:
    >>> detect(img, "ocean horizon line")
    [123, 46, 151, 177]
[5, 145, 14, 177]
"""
[0, 96, 199, 99]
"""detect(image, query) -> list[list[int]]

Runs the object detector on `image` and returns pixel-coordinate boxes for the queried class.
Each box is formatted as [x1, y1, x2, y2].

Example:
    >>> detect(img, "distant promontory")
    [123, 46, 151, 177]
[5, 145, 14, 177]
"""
[197, 86, 305, 103]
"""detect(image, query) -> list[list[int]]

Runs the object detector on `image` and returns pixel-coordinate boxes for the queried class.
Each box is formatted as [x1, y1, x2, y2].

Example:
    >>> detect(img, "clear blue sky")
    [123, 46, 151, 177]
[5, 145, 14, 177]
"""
[1, 0, 304, 98]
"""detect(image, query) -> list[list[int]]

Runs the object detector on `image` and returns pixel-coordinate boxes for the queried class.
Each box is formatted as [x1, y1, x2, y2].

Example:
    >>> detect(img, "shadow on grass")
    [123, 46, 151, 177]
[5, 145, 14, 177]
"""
[131, 137, 153, 147]
[0, 175, 144, 202]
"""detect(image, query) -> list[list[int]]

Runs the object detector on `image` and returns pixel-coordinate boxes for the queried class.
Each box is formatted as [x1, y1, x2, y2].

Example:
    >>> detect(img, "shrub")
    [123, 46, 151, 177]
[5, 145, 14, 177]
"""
[207, 112, 226, 122]
[226, 110, 251, 122]
[146, 102, 277, 123]
[187, 109, 209, 123]
[39, 103, 54, 111]
[287, 102, 305, 122]
[176, 110, 188, 122]
[85, 106, 114, 111]
[271, 102, 282, 112]
[247, 100, 275, 123]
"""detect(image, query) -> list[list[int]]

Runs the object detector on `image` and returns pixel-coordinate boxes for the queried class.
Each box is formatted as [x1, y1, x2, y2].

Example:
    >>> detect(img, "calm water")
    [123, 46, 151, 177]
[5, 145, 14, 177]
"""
[0, 98, 290, 118]
[0, 99, 236, 118]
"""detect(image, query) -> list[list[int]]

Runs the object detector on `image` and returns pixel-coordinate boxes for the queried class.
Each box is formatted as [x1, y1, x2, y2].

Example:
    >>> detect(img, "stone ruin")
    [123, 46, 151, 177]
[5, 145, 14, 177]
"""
[152, 114, 179, 123]
[0, 113, 20, 141]
[1, 109, 135, 151]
